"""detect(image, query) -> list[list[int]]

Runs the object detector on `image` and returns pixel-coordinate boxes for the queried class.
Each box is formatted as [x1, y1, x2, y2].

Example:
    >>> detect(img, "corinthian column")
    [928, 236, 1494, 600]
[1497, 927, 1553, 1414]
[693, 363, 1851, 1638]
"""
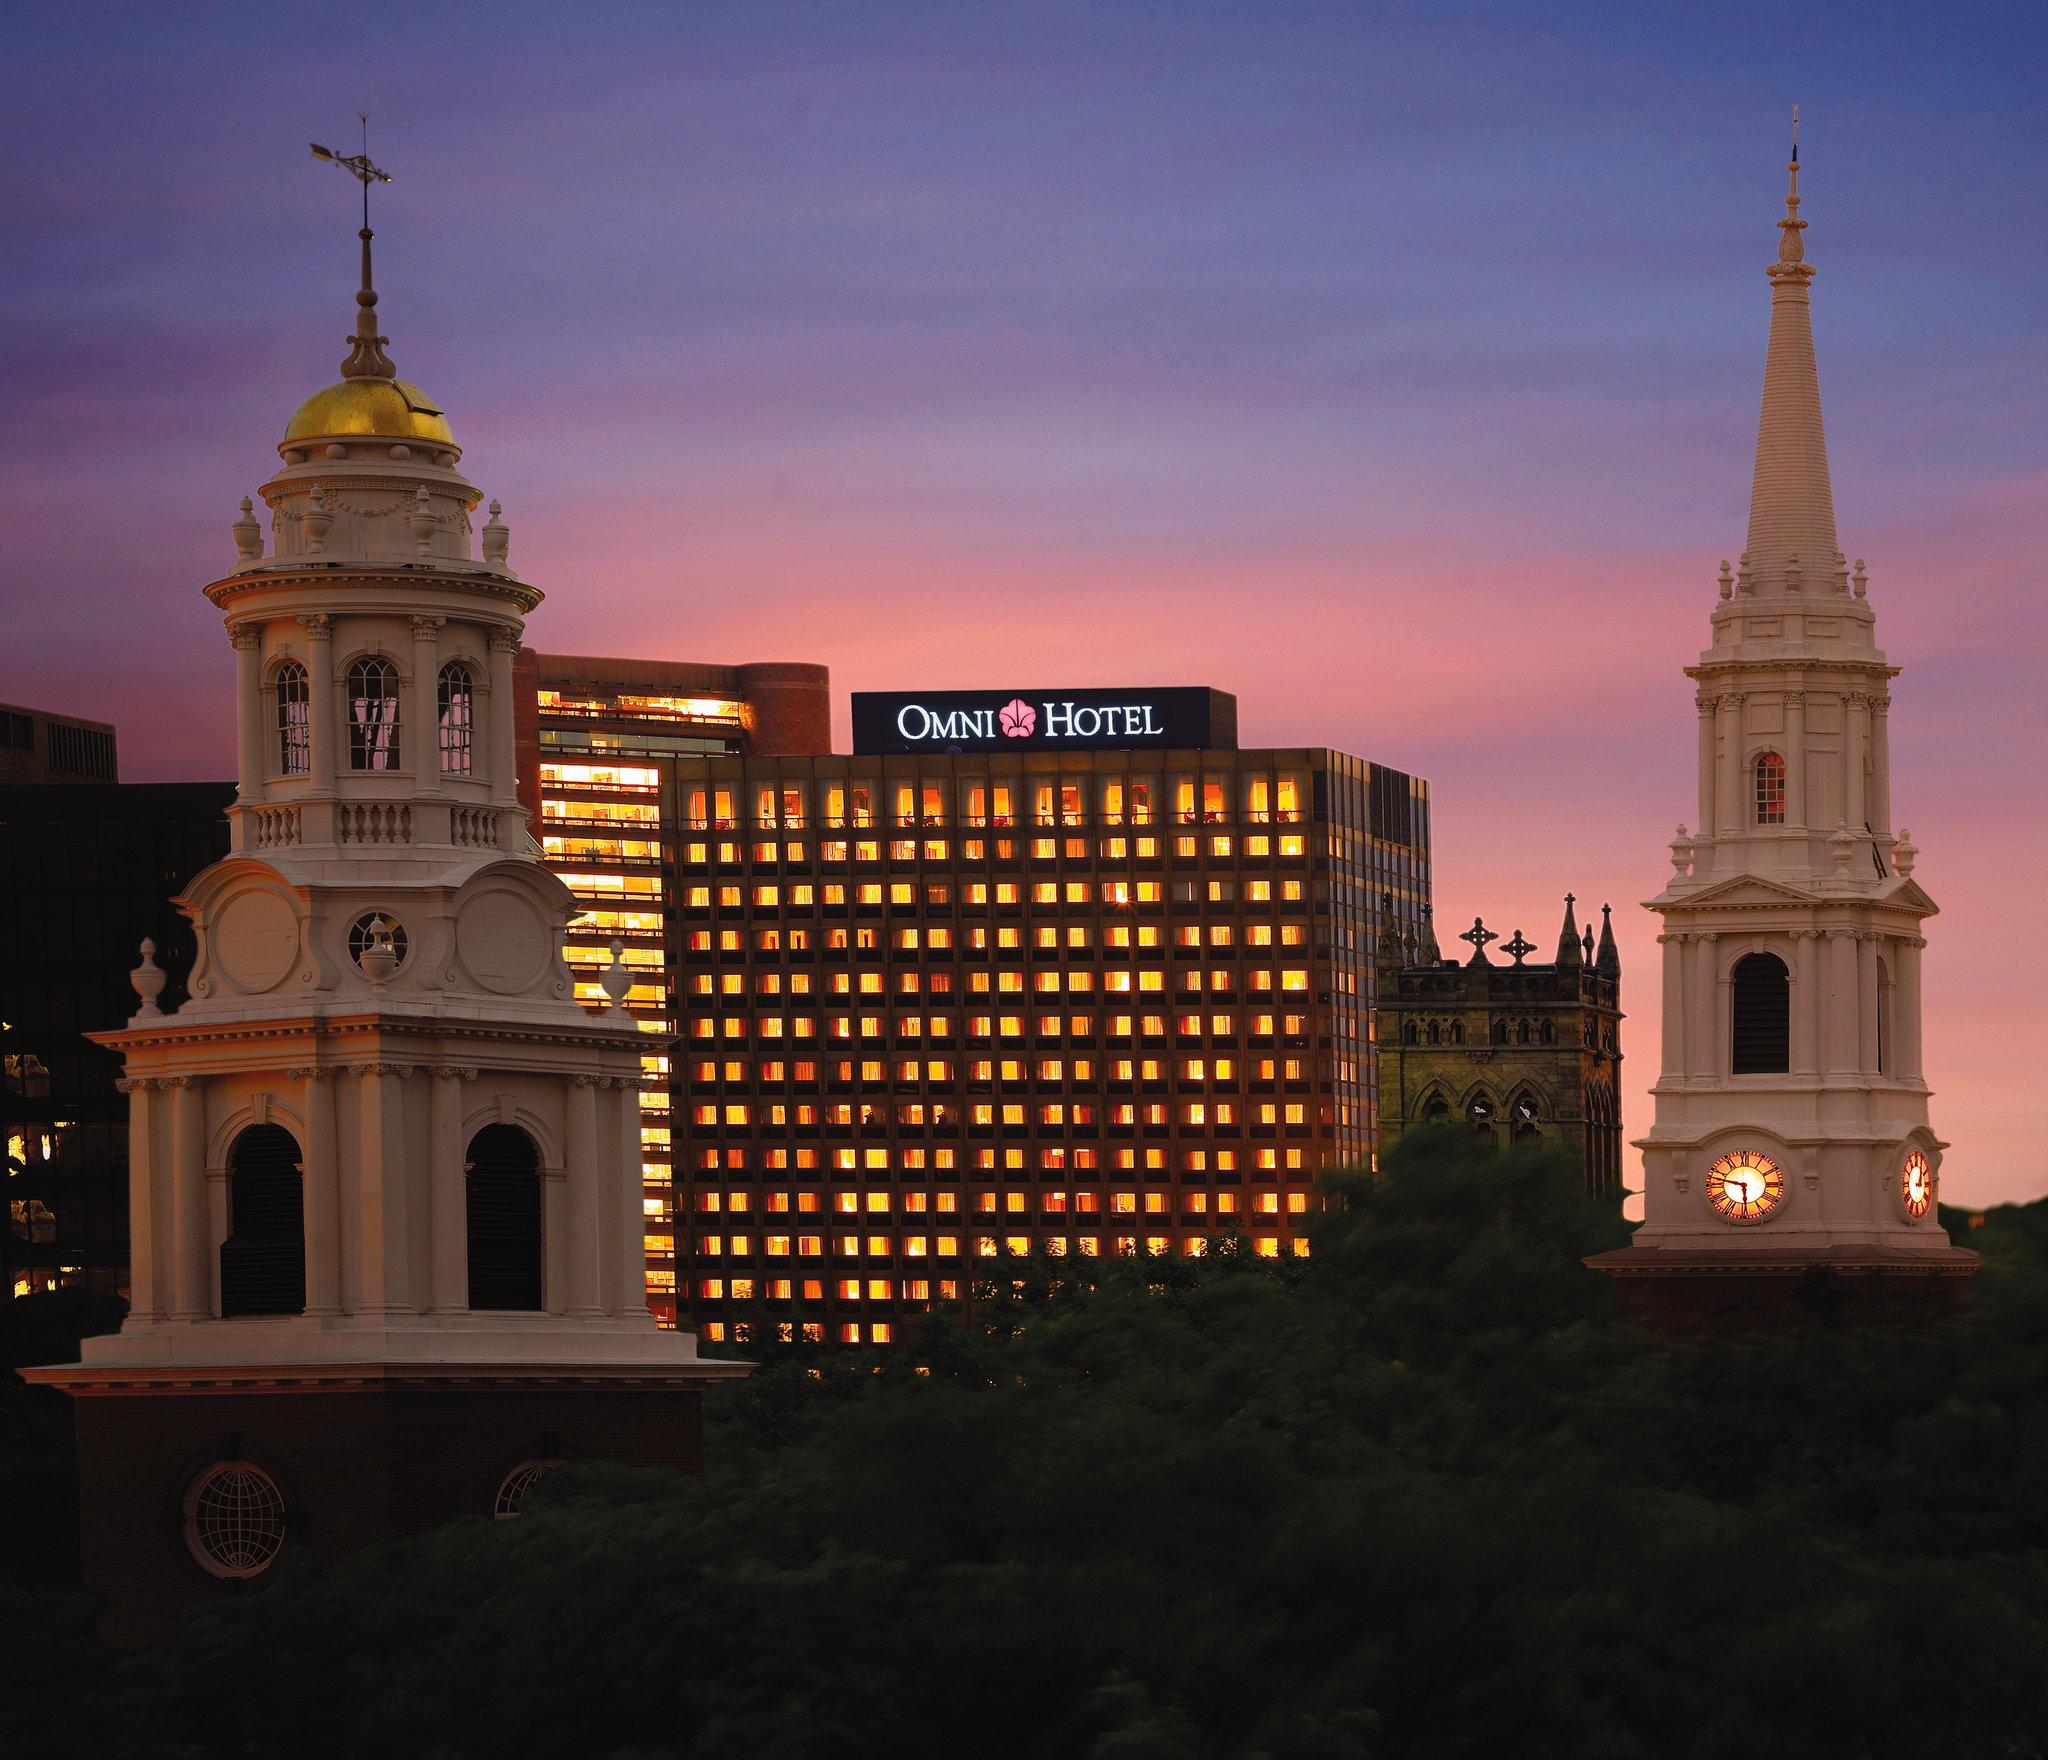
[1870, 694, 1892, 840]
[1716, 694, 1744, 837]
[231, 624, 265, 805]
[1783, 689, 1807, 827]
[567, 1074, 604, 1315]
[1695, 691, 1717, 839]
[428, 1066, 472, 1311]
[487, 627, 521, 810]
[411, 615, 444, 792]
[1825, 929, 1859, 1074]
[170, 1076, 210, 1320]
[1844, 693, 1870, 832]
[300, 613, 337, 793]
[297, 1067, 341, 1315]
[1897, 935, 1925, 1082]
[117, 1078, 164, 1321]
[1857, 933, 1880, 1073]
[1659, 934, 1684, 1078]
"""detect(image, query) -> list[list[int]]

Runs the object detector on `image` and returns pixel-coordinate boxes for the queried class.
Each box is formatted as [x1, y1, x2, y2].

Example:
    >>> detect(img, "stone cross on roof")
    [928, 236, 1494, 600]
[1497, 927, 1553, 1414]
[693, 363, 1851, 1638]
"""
[1459, 918, 1499, 965]
[1499, 929, 1536, 966]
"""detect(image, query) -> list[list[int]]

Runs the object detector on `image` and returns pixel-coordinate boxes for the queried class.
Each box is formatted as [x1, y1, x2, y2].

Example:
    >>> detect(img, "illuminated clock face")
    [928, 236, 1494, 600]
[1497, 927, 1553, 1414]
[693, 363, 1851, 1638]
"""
[1901, 1151, 1934, 1220]
[1706, 1149, 1785, 1223]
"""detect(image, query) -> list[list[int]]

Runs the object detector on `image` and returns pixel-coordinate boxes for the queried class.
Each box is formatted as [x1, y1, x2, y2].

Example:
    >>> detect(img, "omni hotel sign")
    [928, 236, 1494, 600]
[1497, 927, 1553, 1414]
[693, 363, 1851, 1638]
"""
[852, 687, 1236, 755]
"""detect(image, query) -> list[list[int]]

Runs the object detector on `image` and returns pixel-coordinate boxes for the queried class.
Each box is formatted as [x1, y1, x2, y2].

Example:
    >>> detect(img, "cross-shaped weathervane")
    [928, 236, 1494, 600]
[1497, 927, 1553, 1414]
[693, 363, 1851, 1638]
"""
[1500, 929, 1536, 966]
[1459, 917, 1499, 963]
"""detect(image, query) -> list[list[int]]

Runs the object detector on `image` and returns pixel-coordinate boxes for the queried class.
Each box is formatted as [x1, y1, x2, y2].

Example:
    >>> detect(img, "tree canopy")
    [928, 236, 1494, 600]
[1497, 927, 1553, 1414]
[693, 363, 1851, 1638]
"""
[11, 1134, 2048, 1759]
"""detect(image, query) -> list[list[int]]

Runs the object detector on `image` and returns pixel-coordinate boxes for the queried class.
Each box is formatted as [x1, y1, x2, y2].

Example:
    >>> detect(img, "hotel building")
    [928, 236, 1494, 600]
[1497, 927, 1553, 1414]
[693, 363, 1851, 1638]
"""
[524, 673, 1430, 1342]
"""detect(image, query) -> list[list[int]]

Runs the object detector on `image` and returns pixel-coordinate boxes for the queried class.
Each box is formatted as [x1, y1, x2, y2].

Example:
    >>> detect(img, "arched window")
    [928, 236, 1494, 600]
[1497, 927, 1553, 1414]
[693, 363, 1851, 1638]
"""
[1421, 1092, 1450, 1124]
[1754, 752, 1786, 825]
[1427, 1022, 1440, 1046]
[1491, 1019, 1508, 1045]
[220, 1124, 305, 1316]
[1449, 1022, 1464, 1046]
[275, 661, 310, 776]
[346, 658, 402, 771]
[1731, 952, 1791, 1074]
[1510, 1092, 1541, 1143]
[438, 662, 475, 776]
[467, 1124, 543, 1311]
[1539, 1019, 1556, 1046]
[1401, 1021, 1418, 1046]
[1467, 1093, 1498, 1152]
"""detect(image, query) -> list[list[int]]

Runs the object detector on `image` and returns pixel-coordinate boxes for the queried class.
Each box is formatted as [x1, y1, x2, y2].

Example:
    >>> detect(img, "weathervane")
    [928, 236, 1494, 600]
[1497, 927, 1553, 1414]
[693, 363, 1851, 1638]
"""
[311, 115, 397, 380]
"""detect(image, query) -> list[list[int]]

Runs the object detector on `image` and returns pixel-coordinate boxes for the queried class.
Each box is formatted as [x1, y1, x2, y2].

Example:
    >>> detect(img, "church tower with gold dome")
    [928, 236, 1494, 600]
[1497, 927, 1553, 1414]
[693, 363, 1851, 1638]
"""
[25, 143, 745, 1642]
[1589, 138, 1976, 1316]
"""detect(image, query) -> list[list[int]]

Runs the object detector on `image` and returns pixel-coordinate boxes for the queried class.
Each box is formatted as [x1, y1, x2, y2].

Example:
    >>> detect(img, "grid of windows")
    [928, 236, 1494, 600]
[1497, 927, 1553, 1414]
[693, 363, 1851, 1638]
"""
[526, 677, 1430, 1343]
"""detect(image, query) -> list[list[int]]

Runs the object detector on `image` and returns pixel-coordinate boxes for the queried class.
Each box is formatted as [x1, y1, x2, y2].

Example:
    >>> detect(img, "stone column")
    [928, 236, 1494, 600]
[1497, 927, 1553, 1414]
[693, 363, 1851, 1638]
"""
[1870, 695, 1892, 840]
[1857, 934, 1880, 1073]
[428, 1066, 472, 1311]
[540, 1162, 569, 1314]
[300, 613, 338, 791]
[297, 1067, 341, 1315]
[1844, 694, 1870, 832]
[1791, 932, 1822, 1075]
[1658, 934, 1685, 1078]
[356, 1063, 414, 1315]
[1783, 689, 1807, 828]
[1897, 935, 1925, 1081]
[487, 628, 521, 808]
[1715, 694, 1744, 837]
[567, 1074, 605, 1314]
[1825, 930, 1859, 1074]
[411, 616, 444, 790]
[170, 1076, 210, 1320]
[231, 624, 265, 803]
[615, 1076, 646, 1316]
[1695, 692, 1717, 840]
[117, 1078, 164, 1320]
[1689, 933, 1719, 1078]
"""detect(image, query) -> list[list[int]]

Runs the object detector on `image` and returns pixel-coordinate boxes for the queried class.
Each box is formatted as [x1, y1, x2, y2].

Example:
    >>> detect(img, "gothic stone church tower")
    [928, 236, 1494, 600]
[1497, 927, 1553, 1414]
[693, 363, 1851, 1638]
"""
[1589, 148, 1976, 1314]
[24, 163, 744, 1641]
[1375, 900, 1624, 1200]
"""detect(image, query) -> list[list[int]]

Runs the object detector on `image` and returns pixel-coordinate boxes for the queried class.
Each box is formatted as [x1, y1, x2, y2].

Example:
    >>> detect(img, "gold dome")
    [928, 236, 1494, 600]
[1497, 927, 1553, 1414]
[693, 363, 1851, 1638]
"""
[284, 378, 455, 447]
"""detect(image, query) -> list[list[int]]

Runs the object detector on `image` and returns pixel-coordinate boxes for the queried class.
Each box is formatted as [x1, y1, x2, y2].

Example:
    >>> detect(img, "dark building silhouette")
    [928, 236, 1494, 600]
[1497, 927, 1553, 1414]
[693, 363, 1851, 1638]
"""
[0, 783, 234, 1301]
[1374, 896, 1623, 1198]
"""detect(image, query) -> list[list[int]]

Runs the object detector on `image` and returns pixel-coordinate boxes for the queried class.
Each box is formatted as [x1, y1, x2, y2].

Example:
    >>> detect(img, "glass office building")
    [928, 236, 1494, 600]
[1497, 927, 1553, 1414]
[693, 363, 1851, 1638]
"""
[523, 671, 1431, 1343]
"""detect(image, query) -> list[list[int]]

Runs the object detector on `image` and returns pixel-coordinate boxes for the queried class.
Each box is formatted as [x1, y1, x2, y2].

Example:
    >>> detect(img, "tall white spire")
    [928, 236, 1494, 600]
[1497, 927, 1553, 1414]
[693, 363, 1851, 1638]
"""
[1742, 121, 1842, 595]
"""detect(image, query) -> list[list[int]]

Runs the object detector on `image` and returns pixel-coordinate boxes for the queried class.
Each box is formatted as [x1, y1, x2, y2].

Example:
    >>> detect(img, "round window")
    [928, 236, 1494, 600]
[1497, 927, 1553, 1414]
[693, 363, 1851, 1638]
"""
[494, 1458, 563, 1519]
[347, 912, 409, 971]
[183, 1461, 287, 1578]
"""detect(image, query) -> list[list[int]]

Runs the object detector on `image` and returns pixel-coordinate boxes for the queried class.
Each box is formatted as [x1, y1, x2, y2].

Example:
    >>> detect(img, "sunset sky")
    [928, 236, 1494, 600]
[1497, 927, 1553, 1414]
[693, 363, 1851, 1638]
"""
[3, 1, 2041, 1206]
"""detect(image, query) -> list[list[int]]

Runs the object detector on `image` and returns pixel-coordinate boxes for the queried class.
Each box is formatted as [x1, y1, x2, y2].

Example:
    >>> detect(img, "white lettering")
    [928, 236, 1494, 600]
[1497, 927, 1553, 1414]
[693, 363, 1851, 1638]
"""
[896, 704, 932, 741]
[1139, 705, 1162, 734]
[1042, 701, 1075, 737]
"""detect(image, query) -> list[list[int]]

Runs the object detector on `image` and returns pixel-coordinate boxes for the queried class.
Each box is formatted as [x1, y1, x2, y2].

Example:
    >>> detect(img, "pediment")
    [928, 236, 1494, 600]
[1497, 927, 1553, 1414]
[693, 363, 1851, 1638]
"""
[1669, 874, 1823, 910]
[1876, 874, 1940, 918]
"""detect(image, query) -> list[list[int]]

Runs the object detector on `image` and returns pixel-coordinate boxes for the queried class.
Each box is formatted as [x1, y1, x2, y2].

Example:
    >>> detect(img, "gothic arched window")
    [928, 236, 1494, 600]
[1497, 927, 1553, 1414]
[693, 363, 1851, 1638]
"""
[466, 1124, 543, 1311]
[1422, 1092, 1450, 1124]
[438, 662, 475, 776]
[1402, 1022, 1419, 1046]
[220, 1124, 305, 1317]
[1731, 952, 1791, 1074]
[274, 661, 310, 776]
[1754, 752, 1787, 825]
[347, 658, 402, 771]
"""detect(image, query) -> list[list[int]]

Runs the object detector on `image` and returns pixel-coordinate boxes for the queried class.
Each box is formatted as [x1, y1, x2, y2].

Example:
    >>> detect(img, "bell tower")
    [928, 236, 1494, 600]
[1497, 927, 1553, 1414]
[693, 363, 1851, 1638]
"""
[1590, 136, 1976, 1315]
[25, 142, 744, 1642]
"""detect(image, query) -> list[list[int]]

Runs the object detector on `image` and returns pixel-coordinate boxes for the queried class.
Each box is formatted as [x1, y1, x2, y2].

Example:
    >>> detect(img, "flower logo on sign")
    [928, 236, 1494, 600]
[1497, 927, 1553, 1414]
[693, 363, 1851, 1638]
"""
[999, 698, 1037, 738]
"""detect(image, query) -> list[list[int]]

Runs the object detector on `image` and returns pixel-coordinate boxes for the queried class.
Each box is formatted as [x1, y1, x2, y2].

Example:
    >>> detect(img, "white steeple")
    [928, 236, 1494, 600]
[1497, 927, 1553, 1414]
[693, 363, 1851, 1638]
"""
[1594, 134, 1976, 1307]
[62, 154, 745, 1381]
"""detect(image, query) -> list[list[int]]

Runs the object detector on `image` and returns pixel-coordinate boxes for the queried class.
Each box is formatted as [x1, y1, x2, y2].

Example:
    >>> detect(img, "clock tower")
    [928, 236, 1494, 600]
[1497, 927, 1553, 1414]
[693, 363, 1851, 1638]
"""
[1589, 142, 1977, 1316]
[24, 147, 745, 1642]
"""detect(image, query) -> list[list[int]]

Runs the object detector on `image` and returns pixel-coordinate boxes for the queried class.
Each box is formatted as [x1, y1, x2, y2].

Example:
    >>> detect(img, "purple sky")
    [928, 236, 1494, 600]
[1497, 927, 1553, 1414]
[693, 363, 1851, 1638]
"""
[3, 1, 2042, 1206]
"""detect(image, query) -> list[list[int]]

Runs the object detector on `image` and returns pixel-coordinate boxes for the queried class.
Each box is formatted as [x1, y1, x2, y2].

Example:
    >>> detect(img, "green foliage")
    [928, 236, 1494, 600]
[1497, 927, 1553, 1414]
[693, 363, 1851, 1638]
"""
[18, 1145, 2048, 1759]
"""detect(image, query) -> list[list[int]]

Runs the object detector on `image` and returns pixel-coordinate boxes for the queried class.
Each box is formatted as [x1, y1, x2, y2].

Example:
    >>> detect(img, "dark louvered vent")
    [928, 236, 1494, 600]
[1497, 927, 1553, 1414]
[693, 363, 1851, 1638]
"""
[220, 1124, 306, 1316]
[1730, 953, 1791, 1074]
[467, 1125, 543, 1311]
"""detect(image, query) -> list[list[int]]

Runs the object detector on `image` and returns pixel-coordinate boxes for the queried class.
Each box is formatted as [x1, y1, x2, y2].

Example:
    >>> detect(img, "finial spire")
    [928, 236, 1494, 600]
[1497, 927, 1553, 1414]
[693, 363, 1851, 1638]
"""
[1742, 115, 1839, 597]
[312, 116, 397, 381]
[1595, 903, 1621, 978]
[1555, 893, 1583, 967]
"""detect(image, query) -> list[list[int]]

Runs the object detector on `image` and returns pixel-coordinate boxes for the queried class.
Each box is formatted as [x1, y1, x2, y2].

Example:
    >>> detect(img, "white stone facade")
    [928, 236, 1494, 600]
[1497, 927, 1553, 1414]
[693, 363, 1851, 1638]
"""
[77, 244, 739, 1380]
[1627, 154, 1959, 1267]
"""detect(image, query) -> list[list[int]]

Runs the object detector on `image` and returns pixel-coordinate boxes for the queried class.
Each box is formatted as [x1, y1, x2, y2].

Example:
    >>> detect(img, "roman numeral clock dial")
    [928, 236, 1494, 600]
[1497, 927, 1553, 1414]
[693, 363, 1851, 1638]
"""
[1705, 1149, 1786, 1224]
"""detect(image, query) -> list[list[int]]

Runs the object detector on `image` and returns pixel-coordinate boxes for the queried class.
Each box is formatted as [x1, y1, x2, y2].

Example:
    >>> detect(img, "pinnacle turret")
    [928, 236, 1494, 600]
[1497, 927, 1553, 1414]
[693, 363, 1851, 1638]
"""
[1594, 903, 1620, 978]
[1555, 893, 1582, 967]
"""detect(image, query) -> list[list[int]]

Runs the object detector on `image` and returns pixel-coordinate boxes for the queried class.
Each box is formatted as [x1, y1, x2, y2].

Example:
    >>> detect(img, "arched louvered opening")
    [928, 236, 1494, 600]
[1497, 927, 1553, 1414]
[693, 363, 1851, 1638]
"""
[466, 1124, 543, 1311]
[1731, 952, 1791, 1074]
[220, 1125, 305, 1317]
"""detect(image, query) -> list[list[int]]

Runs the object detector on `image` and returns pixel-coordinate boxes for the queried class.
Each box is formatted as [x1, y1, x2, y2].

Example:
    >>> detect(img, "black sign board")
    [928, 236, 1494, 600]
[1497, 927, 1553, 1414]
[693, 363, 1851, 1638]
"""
[852, 687, 1236, 755]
